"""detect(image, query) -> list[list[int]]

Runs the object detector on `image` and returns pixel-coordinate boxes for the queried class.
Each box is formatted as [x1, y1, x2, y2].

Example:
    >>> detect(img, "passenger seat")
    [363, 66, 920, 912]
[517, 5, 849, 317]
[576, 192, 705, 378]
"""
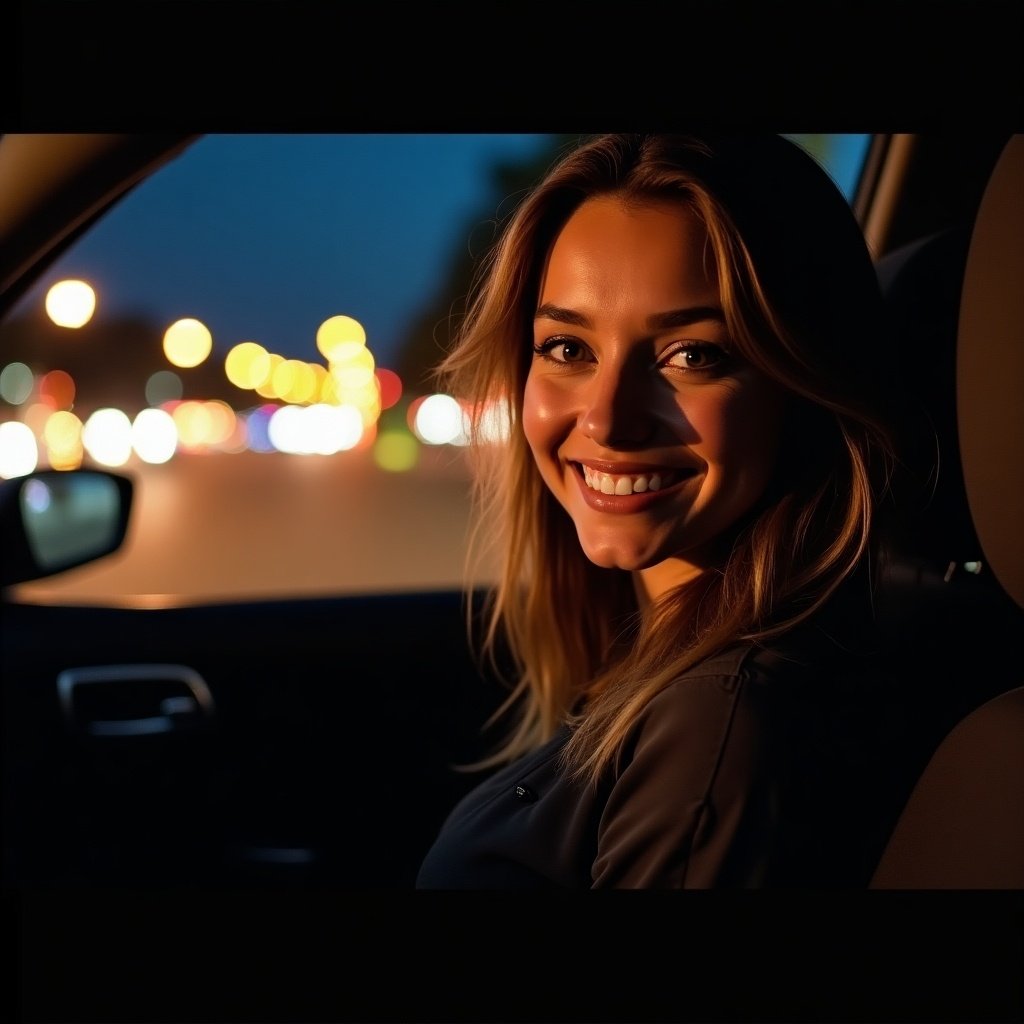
[869, 134, 1024, 888]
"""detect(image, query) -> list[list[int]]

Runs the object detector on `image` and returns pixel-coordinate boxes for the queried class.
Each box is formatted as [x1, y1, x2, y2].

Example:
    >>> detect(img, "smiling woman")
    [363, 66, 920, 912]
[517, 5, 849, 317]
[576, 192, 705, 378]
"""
[417, 133, 903, 889]
[524, 196, 788, 597]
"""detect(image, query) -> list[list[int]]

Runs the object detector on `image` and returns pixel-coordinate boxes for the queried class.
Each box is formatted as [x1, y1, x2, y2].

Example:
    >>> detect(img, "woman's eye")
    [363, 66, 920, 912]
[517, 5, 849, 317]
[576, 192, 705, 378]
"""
[662, 343, 728, 373]
[532, 337, 592, 364]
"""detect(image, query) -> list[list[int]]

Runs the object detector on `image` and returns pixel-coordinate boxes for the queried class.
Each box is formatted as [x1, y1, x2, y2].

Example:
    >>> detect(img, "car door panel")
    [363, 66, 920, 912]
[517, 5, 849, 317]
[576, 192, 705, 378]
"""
[2, 593, 504, 888]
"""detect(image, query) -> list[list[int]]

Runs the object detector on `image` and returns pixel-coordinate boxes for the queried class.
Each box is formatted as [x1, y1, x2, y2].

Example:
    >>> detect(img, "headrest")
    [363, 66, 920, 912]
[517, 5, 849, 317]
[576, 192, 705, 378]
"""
[874, 135, 1024, 615]
[957, 135, 1024, 611]
[876, 225, 980, 569]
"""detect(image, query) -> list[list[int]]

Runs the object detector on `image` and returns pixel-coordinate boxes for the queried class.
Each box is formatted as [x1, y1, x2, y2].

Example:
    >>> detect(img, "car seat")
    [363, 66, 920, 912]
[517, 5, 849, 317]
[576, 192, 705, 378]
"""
[868, 134, 1024, 888]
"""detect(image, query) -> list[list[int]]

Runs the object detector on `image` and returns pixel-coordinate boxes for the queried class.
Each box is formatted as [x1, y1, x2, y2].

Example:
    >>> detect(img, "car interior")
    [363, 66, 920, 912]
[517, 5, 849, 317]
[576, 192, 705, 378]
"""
[1, 132, 1022, 899]
[1, 129, 1022, 1024]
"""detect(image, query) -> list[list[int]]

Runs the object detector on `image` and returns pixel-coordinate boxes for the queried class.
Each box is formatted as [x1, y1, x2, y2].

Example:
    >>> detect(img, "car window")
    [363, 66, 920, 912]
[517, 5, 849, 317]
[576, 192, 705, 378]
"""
[0, 133, 871, 606]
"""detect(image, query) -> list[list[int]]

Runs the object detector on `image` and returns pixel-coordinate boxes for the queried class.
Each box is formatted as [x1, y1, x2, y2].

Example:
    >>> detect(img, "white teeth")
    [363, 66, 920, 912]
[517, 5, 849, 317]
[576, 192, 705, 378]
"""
[582, 466, 676, 495]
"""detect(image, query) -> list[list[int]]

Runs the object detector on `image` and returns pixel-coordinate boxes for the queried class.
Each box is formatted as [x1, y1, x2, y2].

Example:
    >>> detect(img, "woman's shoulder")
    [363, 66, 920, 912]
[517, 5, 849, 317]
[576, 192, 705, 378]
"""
[620, 643, 776, 764]
[644, 622, 868, 727]
[659, 630, 823, 691]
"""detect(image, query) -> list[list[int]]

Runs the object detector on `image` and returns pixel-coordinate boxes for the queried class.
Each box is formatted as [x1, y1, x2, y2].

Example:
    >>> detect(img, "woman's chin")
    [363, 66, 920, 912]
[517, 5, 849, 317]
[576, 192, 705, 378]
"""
[577, 541, 660, 573]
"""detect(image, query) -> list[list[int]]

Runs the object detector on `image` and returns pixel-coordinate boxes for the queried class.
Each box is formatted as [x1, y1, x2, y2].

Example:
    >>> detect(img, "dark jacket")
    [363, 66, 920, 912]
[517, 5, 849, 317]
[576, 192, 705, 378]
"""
[417, 629, 908, 889]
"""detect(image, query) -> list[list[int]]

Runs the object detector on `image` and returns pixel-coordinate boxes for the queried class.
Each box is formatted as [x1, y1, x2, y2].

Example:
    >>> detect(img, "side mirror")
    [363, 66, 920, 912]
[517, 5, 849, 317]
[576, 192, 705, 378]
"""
[0, 469, 133, 587]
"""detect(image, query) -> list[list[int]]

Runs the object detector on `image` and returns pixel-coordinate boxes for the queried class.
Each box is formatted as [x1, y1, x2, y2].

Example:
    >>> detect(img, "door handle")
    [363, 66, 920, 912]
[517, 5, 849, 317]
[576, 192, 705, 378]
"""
[57, 664, 215, 737]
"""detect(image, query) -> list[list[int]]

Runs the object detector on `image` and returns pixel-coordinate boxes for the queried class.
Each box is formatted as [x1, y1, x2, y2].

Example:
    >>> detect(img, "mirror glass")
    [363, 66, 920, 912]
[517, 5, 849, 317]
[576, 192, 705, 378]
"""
[19, 472, 123, 571]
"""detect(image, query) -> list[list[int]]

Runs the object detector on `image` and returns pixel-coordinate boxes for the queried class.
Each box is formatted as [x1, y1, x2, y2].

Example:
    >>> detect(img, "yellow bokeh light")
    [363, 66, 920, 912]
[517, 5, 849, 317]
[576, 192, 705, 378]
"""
[281, 361, 318, 405]
[225, 341, 272, 390]
[333, 364, 376, 390]
[319, 373, 341, 405]
[255, 354, 285, 398]
[43, 410, 83, 455]
[316, 315, 366, 362]
[309, 363, 329, 394]
[271, 358, 298, 400]
[47, 443, 84, 471]
[172, 400, 213, 447]
[203, 400, 237, 445]
[327, 339, 373, 369]
[374, 429, 419, 472]
[163, 318, 213, 368]
[45, 279, 96, 328]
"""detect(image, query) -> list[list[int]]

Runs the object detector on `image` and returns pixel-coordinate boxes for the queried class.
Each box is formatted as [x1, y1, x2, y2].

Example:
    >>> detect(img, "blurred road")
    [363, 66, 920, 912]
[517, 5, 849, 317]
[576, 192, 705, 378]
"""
[11, 445, 498, 607]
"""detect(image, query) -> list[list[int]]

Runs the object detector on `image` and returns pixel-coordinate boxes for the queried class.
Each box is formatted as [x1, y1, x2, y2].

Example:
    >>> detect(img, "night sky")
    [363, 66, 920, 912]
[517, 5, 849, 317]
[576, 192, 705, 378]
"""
[9, 134, 560, 374]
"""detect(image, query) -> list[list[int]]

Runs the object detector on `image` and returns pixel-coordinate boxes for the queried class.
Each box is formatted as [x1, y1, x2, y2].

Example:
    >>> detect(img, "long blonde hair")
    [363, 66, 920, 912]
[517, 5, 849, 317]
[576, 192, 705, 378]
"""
[437, 134, 897, 785]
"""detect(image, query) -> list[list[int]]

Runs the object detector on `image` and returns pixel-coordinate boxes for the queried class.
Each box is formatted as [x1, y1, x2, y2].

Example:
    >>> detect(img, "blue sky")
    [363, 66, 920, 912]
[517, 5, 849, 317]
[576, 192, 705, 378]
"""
[12, 134, 560, 371]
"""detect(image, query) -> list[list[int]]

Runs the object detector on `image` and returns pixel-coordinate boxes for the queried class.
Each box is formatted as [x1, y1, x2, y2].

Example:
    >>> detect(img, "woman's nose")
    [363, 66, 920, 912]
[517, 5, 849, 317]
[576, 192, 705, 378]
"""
[579, 362, 658, 447]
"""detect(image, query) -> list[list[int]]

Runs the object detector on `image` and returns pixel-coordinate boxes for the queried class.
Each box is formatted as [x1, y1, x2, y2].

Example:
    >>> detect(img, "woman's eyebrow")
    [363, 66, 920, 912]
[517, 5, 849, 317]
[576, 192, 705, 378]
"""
[533, 304, 726, 329]
[534, 303, 590, 327]
[647, 306, 726, 329]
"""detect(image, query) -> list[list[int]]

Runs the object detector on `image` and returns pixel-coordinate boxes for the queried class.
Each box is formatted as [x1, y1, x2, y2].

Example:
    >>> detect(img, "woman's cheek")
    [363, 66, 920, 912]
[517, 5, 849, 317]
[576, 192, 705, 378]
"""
[522, 373, 569, 456]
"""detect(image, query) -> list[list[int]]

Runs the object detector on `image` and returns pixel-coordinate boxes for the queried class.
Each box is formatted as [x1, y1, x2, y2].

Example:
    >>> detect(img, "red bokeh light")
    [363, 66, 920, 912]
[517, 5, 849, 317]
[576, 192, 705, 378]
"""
[375, 367, 403, 410]
[39, 369, 76, 410]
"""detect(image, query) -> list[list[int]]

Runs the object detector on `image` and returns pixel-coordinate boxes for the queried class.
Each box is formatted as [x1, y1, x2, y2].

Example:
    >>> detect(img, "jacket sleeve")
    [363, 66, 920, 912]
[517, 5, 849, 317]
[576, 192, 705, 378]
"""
[590, 670, 780, 888]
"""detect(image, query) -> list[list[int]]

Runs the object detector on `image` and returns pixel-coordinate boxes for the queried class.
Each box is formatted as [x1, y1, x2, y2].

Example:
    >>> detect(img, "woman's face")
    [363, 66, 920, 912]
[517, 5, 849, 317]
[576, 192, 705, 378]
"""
[522, 195, 787, 602]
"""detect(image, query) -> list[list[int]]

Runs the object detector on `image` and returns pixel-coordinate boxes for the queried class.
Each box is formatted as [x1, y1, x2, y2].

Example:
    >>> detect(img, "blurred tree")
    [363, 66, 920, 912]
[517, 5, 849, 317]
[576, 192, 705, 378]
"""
[393, 134, 584, 399]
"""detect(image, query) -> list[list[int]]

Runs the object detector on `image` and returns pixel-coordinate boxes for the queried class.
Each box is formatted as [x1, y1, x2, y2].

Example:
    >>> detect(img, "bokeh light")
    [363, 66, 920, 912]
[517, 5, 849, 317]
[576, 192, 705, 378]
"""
[267, 402, 364, 454]
[373, 429, 419, 472]
[0, 362, 35, 405]
[219, 414, 249, 454]
[267, 405, 304, 453]
[163, 318, 213, 368]
[203, 400, 237, 446]
[225, 341, 272, 391]
[0, 421, 39, 478]
[276, 359, 318, 405]
[39, 369, 76, 410]
[255, 353, 285, 399]
[132, 407, 178, 464]
[172, 400, 213, 448]
[375, 368, 403, 410]
[43, 410, 84, 470]
[413, 393, 465, 445]
[332, 354, 375, 391]
[316, 315, 366, 362]
[82, 408, 133, 467]
[244, 405, 277, 453]
[145, 369, 183, 406]
[44, 279, 96, 328]
[24, 401, 56, 435]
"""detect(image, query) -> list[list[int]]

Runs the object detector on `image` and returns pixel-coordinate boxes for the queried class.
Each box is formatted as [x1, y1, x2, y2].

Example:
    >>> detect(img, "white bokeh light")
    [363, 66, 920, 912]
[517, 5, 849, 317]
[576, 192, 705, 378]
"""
[44, 279, 96, 328]
[82, 408, 133, 467]
[413, 393, 465, 445]
[268, 403, 364, 454]
[132, 407, 178, 464]
[0, 421, 40, 479]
